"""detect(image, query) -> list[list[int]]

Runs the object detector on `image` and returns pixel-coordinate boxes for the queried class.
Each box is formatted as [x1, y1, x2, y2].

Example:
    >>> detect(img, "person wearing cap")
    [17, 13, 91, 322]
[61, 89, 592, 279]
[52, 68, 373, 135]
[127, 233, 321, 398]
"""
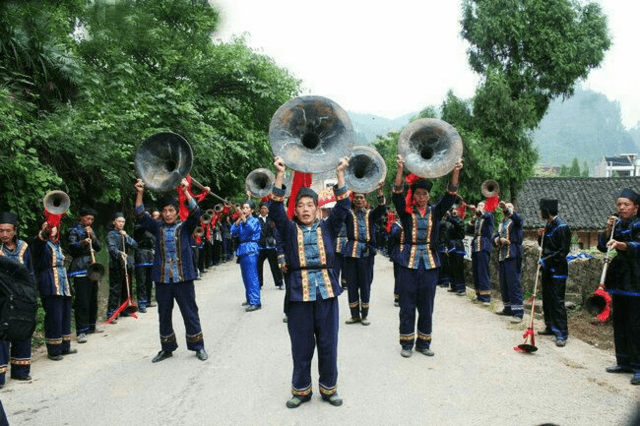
[466, 201, 495, 305]
[341, 183, 386, 326]
[257, 202, 284, 290]
[231, 199, 263, 311]
[270, 156, 350, 409]
[106, 212, 138, 321]
[67, 207, 102, 343]
[493, 201, 525, 323]
[32, 218, 77, 360]
[134, 178, 208, 362]
[0, 212, 34, 385]
[537, 198, 571, 347]
[597, 188, 640, 385]
[392, 155, 463, 358]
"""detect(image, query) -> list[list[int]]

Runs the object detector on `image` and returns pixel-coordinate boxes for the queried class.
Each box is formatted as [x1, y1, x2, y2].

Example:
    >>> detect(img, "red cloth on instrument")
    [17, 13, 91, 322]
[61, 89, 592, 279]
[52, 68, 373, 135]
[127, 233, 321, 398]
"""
[177, 175, 210, 222]
[484, 195, 499, 213]
[385, 211, 395, 234]
[261, 194, 271, 203]
[43, 210, 65, 243]
[404, 173, 422, 214]
[456, 204, 466, 220]
[287, 172, 313, 220]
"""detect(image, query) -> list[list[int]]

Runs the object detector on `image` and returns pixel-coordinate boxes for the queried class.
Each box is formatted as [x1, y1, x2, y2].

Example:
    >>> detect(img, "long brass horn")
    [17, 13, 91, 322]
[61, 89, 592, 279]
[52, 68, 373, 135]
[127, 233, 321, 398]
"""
[397, 118, 463, 178]
[481, 180, 500, 198]
[214, 204, 223, 213]
[345, 146, 387, 193]
[135, 132, 193, 191]
[43, 191, 71, 215]
[269, 96, 354, 173]
[194, 226, 205, 237]
[246, 168, 275, 198]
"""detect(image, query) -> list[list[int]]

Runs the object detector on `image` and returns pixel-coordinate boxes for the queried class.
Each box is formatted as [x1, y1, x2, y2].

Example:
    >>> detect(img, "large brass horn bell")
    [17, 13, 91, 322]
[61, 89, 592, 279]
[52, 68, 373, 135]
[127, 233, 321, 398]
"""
[397, 118, 463, 178]
[345, 146, 387, 193]
[43, 191, 70, 215]
[246, 168, 275, 198]
[481, 180, 500, 198]
[269, 96, 354, 173]
[135, 132, 193, 191]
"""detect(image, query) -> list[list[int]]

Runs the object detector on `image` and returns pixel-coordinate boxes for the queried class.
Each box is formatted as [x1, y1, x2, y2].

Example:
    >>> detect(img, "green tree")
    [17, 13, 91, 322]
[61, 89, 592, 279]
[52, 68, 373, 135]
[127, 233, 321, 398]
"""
[568, 157, 581, 177]
[582, 161, 589, 177]
[460, 0, 610, 199]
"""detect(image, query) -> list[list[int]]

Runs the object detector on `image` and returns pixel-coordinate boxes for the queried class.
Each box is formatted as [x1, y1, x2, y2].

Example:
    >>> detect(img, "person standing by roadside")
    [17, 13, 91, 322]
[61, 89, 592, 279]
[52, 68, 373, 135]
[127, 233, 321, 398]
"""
[598, 188, 640, 385]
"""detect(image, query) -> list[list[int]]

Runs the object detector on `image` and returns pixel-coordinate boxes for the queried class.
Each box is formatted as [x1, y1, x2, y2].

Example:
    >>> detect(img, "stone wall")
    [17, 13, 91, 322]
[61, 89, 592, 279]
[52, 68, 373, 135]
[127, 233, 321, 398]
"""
[462, 240, 606, 306]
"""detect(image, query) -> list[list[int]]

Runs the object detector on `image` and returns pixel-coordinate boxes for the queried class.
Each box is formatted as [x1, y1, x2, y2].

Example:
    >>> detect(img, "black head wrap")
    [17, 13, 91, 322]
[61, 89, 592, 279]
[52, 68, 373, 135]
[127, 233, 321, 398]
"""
[410, 179, 433, 193]
[618, 188, 640, 206]
[243, 200, 256, 210]
[79, 207, 97, 217]
[113, 211, 125, 220]
[0, 212, 18, 226]
[296, 187, 318, 205]
[160, 195, 180, 211]
[539, 199, 558, 219]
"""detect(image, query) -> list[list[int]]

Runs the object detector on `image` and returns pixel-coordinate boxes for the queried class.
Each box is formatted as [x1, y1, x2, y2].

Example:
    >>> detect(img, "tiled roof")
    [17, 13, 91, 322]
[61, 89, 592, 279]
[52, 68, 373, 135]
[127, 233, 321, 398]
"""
[516, 177, 640, 230]
[604, 156, 632, 166]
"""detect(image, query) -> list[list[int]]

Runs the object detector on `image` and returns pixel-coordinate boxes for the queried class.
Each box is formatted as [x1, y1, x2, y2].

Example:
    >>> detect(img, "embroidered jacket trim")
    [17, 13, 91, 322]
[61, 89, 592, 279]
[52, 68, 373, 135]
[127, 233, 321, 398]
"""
[350, 209, 371, 257]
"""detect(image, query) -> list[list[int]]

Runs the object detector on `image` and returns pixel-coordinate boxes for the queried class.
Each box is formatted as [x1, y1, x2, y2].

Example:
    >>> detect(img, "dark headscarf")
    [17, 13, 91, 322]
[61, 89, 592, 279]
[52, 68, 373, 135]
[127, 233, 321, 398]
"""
[295, 187, 318, 205]
[618, 188, 640, 206]
[539, 199, 558, 219]
[79, 207, 97, 217]
[0, 212, 18, 226]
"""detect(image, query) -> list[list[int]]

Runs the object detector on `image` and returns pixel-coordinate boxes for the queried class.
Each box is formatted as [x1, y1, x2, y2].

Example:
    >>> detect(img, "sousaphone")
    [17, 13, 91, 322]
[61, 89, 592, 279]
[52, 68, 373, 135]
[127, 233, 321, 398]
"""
[269, 96, 354, 173]
[135, 132, 193, 191]
[344, 146, 387, 193]
[397, 118, 463, 178]
[481, 180, 500, 198]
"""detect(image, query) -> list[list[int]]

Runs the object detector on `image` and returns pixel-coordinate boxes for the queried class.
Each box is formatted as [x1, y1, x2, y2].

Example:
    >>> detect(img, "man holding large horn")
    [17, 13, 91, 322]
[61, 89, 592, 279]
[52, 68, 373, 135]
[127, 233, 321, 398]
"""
[392, 155, 463, 358]
[134, 178, 208, 363]
[270, 156, 350, 409]
[342, 184, 386, 326]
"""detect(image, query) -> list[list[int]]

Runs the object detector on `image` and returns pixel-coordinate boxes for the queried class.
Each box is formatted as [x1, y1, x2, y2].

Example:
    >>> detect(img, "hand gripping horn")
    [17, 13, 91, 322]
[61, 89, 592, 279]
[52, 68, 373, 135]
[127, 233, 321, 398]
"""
[269, 95, 355, 173]
[397, 118, 463, 178]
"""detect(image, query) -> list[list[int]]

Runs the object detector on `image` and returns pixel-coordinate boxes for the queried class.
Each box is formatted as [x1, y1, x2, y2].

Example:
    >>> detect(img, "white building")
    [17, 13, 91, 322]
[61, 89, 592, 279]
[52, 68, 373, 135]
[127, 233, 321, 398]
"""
[593, 153, 640, 177]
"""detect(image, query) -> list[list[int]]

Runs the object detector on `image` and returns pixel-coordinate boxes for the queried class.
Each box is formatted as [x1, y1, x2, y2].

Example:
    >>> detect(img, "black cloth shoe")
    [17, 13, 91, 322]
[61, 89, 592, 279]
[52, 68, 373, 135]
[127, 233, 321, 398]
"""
[245, 305, 262, 312]
[147, 302, 157, 308]
[152, 350, 173, 363]
[241, 301, 250, 306]
[11, 375, 31, 381]
[286, 394, 312, 409]
[48, 353, 63, 361]
[321, 393, 343, 407]
[538, 328, 555, 336]
[606, 364, 634, 373]
[62, 348, 78, 355]
[416, 347, 434, 357]
[196, 349, 208, 361]
[631, 374, 640, 385]
[495, 310, 511, 316]
[138, 306, 147, 313]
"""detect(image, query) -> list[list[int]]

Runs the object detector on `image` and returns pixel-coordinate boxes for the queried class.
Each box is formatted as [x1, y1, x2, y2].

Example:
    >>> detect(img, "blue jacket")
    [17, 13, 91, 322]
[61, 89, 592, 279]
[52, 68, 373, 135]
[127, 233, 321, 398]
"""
[493, 212, 523, 261]
[231, 215, 261, 258]
[341, 204, 386, 258]
[31, 237, 70, 297]
[270, 184, 350, 302]
[466, 212, 494, 254]
[134, 199, 201, 283]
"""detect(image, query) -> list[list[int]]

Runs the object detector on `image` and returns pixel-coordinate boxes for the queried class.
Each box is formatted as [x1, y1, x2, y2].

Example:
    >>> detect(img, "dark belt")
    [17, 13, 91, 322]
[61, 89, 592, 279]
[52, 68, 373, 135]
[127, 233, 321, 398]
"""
[289, 265, 330, 271]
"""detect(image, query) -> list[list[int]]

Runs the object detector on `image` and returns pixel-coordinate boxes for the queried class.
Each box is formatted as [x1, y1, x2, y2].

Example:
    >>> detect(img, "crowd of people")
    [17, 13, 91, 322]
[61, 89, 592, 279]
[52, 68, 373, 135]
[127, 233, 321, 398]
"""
[0, 154, 639, 416]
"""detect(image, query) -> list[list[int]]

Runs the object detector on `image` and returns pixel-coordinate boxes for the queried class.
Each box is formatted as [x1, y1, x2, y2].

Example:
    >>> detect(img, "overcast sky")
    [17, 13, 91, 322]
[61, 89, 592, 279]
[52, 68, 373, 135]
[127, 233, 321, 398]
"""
[212, 0, 639, 129]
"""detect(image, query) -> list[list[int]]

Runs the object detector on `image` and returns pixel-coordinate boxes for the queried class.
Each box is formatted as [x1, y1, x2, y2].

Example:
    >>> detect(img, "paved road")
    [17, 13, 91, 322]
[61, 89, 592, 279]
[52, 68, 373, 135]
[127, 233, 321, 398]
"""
[1, 259, 638, 426]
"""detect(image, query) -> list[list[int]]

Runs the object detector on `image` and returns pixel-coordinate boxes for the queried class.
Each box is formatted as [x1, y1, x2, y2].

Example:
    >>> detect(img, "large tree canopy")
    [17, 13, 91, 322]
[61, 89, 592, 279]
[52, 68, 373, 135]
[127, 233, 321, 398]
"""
[0, 0, 301, 234]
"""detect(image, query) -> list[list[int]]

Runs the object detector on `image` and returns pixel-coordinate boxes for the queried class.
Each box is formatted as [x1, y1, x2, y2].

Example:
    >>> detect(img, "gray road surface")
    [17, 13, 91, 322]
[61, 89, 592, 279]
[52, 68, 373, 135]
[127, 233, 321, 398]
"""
[1, 259, 638, 426]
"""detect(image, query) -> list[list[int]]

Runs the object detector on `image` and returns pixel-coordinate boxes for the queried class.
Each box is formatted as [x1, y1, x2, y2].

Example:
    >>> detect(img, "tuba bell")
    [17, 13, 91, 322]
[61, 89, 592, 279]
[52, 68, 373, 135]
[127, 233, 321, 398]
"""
[344, 146, 387, 193]
[481, 180, 500, 198]
[43, 191, 71, 216]
[194, 226, 205, 237]
[269, 95, 354, 173]
[397, 118, 463, 178]
[135, 132, 193, 191]
[246, 168, 275, 198]
[214, 204, 223, 213]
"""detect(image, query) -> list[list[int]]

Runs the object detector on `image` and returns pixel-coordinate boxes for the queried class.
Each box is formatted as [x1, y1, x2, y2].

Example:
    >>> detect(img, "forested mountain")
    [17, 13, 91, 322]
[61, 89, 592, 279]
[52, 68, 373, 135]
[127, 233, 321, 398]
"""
[532, 86, 639, 167]
[348, 111, 414, 145]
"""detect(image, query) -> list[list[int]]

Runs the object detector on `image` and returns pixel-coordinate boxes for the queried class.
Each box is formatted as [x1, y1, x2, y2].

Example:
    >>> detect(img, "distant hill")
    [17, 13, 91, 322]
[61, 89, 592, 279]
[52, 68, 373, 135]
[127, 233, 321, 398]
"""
[348, 111, 415, 144]
[532, 86, 639, 168]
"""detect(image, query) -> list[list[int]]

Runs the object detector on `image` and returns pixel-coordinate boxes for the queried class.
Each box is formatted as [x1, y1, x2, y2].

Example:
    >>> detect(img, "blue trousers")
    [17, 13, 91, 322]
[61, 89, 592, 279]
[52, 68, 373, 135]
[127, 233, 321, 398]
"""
[438, 251, 451, 287]
[398, 263, 438, 350]
[42, 296, 72, 356]
[472, 251, 492, 302]
[239, 253, 261, 306]
[449, 252, 466, 293]
[344, 256, 374, 319]
[0, 338, 31, 384]
[541, 269, 568, 341]
[156, 280, 204, 352]
[287, 295, 339, 397]
[498, 258, 523, 317]
[612, 294, 640, 370]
